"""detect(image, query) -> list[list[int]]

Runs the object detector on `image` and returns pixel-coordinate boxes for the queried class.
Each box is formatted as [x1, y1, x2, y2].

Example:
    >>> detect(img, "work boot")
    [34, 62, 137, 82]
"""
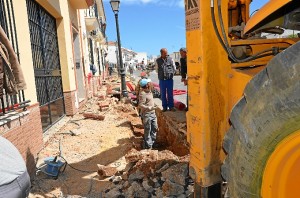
[152, 143, 160, 149]
[142, 143, 152, 150]
[162, 108, 168, 112]
[169, 107, 176, 112]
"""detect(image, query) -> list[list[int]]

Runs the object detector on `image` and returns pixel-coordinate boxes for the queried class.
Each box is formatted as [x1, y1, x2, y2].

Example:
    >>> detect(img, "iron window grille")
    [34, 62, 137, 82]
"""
[0, 0, 30, 117]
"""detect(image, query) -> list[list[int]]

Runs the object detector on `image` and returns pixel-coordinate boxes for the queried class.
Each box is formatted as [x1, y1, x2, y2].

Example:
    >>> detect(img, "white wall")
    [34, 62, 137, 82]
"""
[107, 45, 118, 64]
[169, 52, 180, 64]
[135, 52, 148, 65]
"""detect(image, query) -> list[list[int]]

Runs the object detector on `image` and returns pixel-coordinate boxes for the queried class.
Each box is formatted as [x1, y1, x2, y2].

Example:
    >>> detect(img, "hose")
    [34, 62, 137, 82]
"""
[59, 155, 97, 173]
[210, 0, 285, 63]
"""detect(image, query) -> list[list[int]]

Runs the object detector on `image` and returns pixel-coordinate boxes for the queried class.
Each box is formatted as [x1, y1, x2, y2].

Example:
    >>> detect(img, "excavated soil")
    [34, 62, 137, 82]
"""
[29, 78, 191, 198]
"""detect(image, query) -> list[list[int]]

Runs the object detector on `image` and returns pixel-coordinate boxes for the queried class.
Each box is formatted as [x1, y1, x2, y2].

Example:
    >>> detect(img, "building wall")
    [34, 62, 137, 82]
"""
[69, 4, 79, 28]
[107, 45, 118, 64]
[0, 0, 105, 177]
[12, 0, 38, 104]
[56, 1, 77, 93]
[79, 10, 90, 76]
[135, 52, 148, 65]
[6, 0, 44, 177]
[170, 52, 180, 64]
[1, 103, 43, 177]
[36, 0, 87, 115]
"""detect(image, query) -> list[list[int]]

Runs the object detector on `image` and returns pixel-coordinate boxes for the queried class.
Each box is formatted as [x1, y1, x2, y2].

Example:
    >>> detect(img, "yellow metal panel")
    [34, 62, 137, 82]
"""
[186, 0, 267, 187]
[244, 0, 292, 34]
[186, 0, 230, 186]
[228, 68, 262, 111]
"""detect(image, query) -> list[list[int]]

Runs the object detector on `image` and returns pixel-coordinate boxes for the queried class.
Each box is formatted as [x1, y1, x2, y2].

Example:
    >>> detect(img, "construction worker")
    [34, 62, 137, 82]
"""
[180, 47, 188, 111]
[138, 78, 158, 149]
[0, 136, 31, 198]
[135, 72, 148, 98]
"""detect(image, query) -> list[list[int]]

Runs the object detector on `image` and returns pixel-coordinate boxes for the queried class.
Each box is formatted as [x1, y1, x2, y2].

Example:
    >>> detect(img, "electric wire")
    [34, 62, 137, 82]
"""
[250, 9, 259, 17]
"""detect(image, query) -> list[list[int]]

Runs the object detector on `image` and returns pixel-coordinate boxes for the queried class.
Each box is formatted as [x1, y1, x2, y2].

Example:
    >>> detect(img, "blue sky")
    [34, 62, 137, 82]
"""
[103, 0, 269, 57]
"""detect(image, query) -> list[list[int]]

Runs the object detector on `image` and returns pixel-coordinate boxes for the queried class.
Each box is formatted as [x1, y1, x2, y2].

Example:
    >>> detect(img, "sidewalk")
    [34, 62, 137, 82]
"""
[29, 75, 193, 198]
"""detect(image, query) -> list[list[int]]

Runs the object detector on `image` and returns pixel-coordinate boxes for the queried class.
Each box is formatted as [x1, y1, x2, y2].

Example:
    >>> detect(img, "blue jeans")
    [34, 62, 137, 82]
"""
[159, 79, 174, 109]
[0, 171, 31, 198]
[142, 112, 158, 149]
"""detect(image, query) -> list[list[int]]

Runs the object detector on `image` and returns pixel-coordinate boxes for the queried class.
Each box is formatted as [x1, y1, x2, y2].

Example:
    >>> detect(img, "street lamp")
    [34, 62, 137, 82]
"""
[110, 0, 127, 97]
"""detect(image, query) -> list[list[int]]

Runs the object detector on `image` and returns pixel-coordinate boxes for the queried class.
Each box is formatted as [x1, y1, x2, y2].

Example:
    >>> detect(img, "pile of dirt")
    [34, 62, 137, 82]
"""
[103, 149, 193, 198]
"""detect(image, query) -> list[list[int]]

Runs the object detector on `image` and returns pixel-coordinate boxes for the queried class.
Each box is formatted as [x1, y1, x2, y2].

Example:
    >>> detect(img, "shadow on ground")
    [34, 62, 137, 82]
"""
[30, 137, 134, 197]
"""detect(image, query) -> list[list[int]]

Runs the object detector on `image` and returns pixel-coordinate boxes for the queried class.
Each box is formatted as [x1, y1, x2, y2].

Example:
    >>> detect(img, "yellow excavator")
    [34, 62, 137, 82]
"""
[185, 0, 300, 197]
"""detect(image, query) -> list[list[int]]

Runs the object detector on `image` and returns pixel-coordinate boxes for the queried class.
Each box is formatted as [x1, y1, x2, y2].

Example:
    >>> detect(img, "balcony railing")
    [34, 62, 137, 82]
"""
[84, 2, 106, 38]
[0, 0, 29, 119]
[0, 90, 30, 116]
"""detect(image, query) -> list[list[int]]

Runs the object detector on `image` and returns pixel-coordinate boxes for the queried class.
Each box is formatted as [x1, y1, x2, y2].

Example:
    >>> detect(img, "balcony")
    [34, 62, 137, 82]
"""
[69, 0, 94, 9]
[84, 4, 98, 31]
[84, 2, 106, 43]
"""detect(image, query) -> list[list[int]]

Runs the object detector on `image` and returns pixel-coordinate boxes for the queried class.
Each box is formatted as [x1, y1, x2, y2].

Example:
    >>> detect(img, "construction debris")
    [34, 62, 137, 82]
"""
[82, 112, 105, 120]
[104, 152, 193, 198]
[97, 164, 118, 177]
[29, 75, 193, 198]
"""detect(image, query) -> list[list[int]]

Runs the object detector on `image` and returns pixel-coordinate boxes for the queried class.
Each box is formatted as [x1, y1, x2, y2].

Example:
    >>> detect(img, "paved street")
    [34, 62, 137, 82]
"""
[133, 70, 188, 106]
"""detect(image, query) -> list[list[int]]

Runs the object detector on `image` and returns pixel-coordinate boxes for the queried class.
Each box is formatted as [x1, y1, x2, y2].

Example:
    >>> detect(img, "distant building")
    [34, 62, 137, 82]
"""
[135, 52, 148, 65]
[169, 51, 181, 66]
[148, 55, 157, 64]
[106, 41, 137, 71]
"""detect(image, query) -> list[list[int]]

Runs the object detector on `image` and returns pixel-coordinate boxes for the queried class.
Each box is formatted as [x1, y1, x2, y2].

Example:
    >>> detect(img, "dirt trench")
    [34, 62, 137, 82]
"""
[29, 78, 191, 198]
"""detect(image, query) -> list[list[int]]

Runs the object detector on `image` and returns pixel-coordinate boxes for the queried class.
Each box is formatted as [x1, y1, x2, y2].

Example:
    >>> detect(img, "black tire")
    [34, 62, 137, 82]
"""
[222, 41, 300, 198]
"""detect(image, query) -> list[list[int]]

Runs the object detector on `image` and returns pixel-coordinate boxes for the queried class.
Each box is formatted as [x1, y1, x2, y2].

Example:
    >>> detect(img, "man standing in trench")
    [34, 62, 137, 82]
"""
[138, 79, 158, 149]
[155, 48, 176, 112]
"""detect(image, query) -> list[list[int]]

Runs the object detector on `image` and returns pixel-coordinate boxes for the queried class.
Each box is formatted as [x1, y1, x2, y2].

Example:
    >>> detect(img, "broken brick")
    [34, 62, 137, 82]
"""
[83, 113, 105, 120]
[99, 101, 110, 111]
[97, 164, 118, 177]
[132, 126, 144, 137]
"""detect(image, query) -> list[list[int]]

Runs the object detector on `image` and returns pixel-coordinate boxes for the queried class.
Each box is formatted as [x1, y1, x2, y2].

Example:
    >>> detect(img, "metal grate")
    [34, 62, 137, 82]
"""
[0, 0, 29, 116]
[26, 0, 65, 130]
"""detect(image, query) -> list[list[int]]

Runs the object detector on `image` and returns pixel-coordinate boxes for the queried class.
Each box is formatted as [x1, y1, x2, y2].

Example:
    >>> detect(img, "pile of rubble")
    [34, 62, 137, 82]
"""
[86, 77, 194, 197]
[80, 79, 134, 121]
[102, 149, 193, 198]
[31, 75, 194, 197]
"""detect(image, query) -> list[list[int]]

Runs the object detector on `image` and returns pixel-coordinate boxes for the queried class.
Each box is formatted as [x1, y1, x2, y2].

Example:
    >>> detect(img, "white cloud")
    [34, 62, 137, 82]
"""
[141, 0, 154, 3]
[104, 0, 184, 8]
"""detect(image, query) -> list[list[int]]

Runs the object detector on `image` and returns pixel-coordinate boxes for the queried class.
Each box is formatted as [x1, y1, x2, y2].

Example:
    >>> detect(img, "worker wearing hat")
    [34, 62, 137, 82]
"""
[138, 78, 158, 149]
[135, 72, 148, 98]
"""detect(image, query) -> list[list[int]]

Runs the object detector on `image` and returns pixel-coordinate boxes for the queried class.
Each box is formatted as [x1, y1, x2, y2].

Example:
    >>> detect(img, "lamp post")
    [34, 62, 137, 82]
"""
[110, 0, 127, 97]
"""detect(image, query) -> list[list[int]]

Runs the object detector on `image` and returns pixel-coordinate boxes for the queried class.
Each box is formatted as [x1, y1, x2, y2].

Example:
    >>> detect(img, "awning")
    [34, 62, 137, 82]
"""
[69, 0, 94, 9]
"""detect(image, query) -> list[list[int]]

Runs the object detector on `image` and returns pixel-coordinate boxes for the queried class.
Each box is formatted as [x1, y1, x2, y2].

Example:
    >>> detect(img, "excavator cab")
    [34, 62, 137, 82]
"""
[185, 0, 300, 197]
